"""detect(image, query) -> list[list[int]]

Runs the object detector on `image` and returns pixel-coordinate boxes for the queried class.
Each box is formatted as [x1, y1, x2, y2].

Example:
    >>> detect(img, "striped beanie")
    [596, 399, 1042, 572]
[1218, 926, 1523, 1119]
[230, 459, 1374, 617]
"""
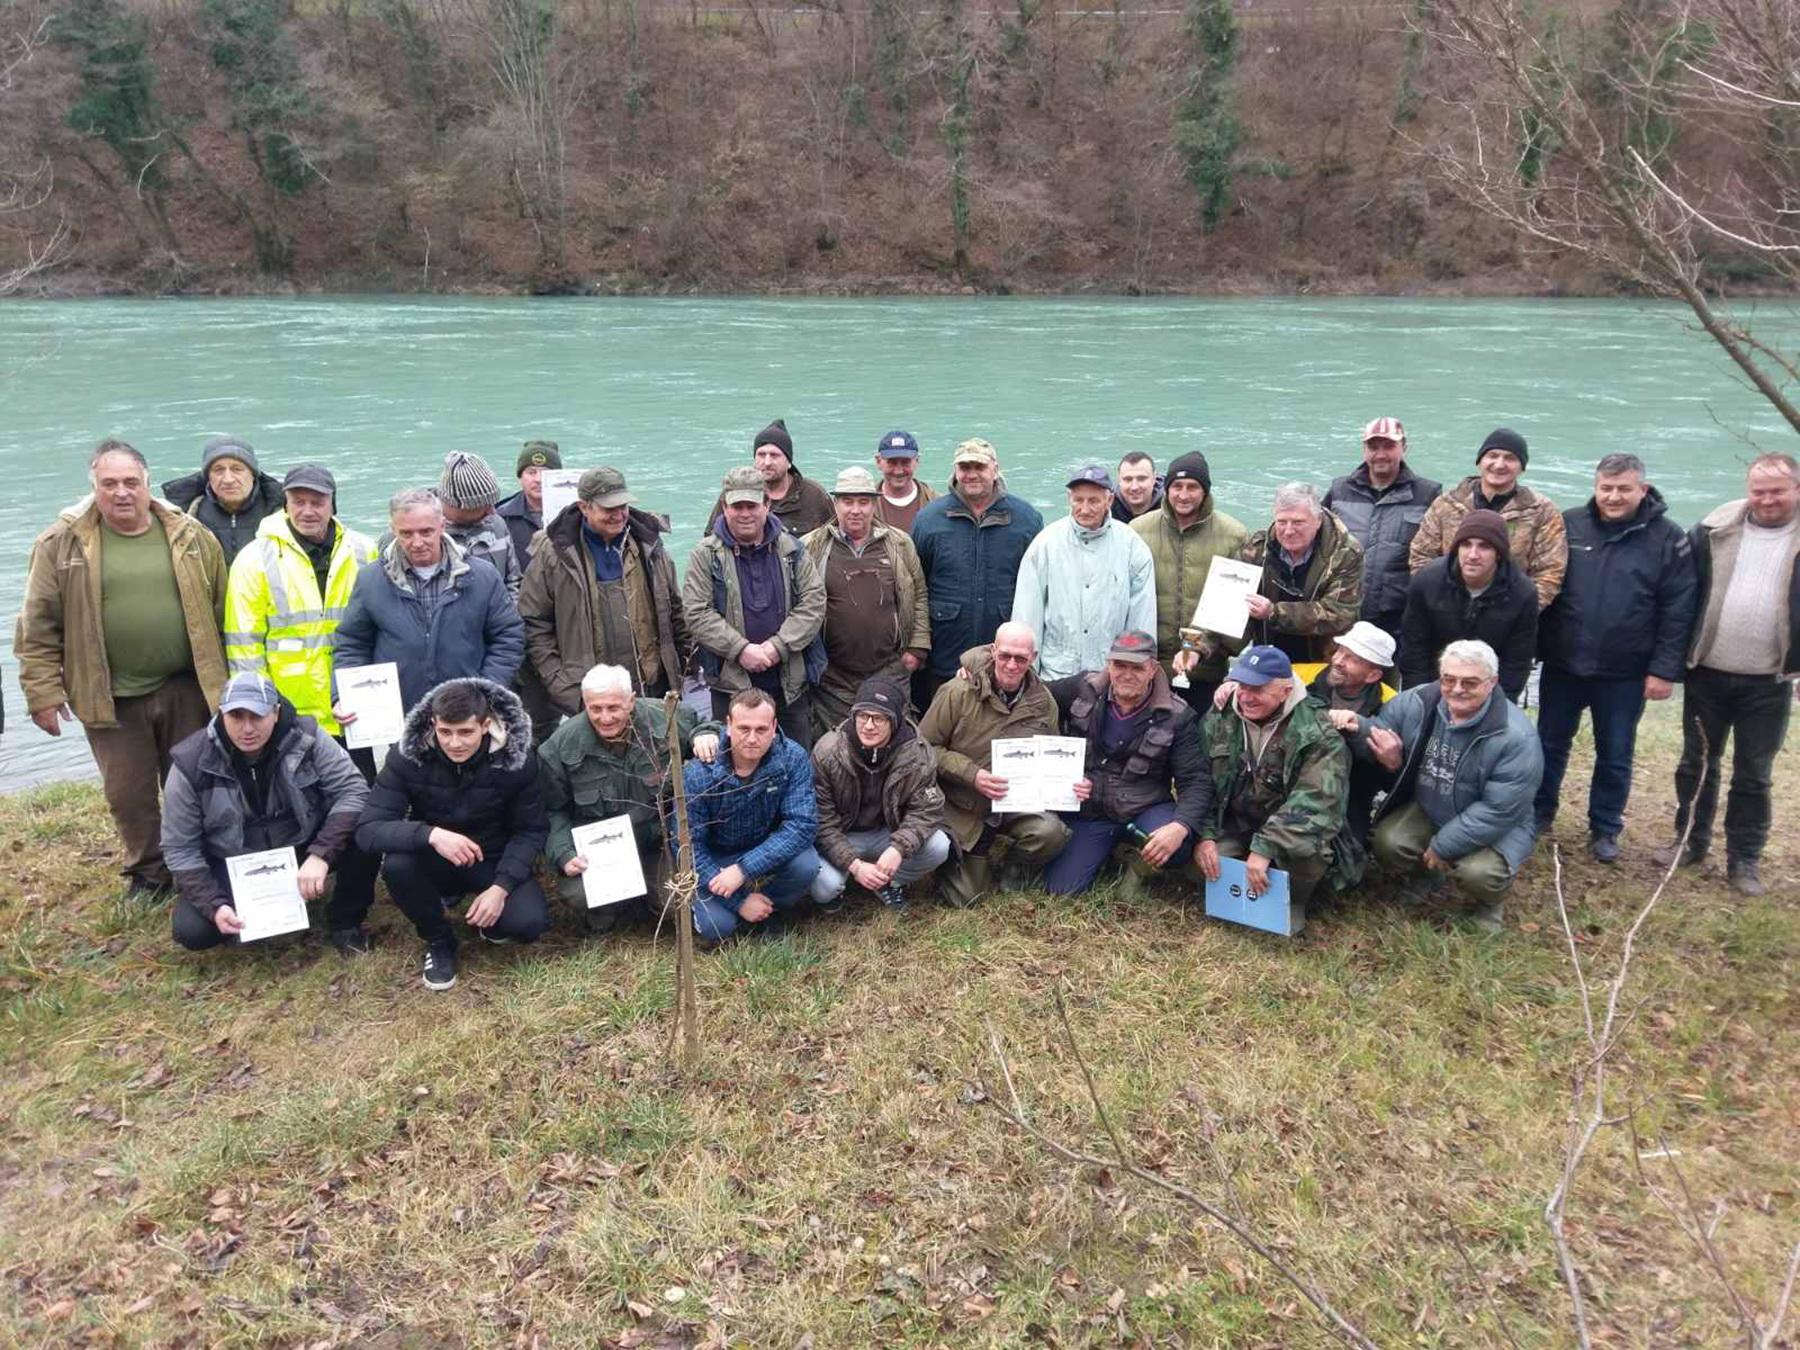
[438, 451, 502, 510]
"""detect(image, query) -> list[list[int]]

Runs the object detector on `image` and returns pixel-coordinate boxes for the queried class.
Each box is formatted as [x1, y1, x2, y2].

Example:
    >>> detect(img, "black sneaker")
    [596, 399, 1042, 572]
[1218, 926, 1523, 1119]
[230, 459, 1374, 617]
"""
[813, 891, 844, 915]
[877, 883, 909, 910]
[421, 940, 458, 991]
[329, 925, 371, 955]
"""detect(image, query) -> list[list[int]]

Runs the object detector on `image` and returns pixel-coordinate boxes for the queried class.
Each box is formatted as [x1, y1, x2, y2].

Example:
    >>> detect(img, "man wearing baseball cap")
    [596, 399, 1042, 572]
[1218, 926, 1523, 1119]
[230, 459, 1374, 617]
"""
[1312, 622, 1396, 848]
[1408, 427, 1568, 610]
[1012, 464, 1157, 681]
[706, 418, 834, 538]
[162, 672, 375, 953]
[1196, 645, 1353, 907]
[517, 465, 689, 722]
[1322, 418, 1441, 649]
[496, 439, 562, 562]
[1038, 630, 1211, 895]
[799, 466, 931, 737]
[910, 438, 1044, 710]
[872, 430, 937, 533]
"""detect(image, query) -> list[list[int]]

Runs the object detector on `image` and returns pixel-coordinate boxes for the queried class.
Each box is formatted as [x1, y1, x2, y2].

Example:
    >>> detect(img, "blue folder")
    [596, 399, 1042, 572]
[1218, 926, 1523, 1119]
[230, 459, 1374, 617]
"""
[1204, 854, 1303, 937]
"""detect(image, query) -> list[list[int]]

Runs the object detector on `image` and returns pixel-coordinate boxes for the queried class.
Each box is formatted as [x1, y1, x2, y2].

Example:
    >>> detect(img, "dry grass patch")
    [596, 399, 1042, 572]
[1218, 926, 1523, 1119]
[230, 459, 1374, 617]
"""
[0, 705, 1794, 1346]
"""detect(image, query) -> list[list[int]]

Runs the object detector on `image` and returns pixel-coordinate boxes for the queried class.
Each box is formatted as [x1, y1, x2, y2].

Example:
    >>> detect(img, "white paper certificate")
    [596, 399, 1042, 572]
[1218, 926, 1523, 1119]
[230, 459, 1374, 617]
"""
[989, 736, 1086, 814]
[337, 662, 405, 749]
[570, 815, 649, 908]
[541, 468, 585, 526]
[1191, 556, 1264, 639]
[226, 847, 310, 942]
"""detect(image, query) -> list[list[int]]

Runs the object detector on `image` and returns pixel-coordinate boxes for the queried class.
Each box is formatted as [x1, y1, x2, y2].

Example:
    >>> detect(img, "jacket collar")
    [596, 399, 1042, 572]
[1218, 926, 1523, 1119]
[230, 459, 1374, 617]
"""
[381, 530, 470, 589]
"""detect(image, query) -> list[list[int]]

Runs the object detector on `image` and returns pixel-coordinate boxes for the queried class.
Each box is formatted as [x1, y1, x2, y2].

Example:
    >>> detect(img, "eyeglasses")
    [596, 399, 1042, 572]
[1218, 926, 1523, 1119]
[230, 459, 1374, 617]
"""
[993, 652, 1032, 666]
[1439, 675, 1491, 692]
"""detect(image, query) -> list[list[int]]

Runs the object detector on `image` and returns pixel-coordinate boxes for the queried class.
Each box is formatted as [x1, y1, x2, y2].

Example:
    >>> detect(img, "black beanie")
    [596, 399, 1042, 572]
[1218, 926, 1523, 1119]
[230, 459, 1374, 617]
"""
[1477, 427, 1528, 469]
[851, 674, 907, 728]
[754, 419, 794, 464]
[1166, 451, 1212, 491]
[1451, 509, 1512, 562]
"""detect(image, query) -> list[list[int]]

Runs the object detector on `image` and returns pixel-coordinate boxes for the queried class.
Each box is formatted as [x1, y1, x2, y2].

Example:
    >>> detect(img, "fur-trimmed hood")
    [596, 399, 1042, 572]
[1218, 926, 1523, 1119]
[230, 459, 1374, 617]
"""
[397, 677, 533, 771]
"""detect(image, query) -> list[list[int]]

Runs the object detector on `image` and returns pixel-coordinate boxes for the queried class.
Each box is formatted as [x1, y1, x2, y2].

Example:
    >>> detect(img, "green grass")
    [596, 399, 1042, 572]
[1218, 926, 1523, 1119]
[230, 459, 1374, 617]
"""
[0, 704, 1794, 1345]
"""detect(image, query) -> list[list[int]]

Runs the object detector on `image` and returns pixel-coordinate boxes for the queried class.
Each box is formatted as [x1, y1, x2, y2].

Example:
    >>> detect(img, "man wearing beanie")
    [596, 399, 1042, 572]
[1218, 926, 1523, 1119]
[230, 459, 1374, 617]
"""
[1323, 417, 1441, 647]
[1409, 427, 1567, 609]
[161, 435, 288, 566]
[435, 451, 522, 597]
[809, 675, 951, 909]
[497, 439, 561, 562]
[1135, 450, 1248, 715]
[706, 418, 834, 537]
[1399, 508, 1538, 700]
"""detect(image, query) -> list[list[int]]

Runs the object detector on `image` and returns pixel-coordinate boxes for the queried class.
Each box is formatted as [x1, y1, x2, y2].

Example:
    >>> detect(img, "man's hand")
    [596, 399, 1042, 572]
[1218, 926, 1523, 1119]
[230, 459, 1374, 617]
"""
[466, 885, 508, 928]
[563, 856, 588, 877]
[297, 854, 331, 901]
[902, 650, 924, 673]
[30, 703, 73, 737]
[739, 642, 779, 673]
[213, 905, 245, 936]
[1245, 851, 1272, 897]
[1072, 777, 1093, 803]
[1213, 680, 1238, 711]
[331, 702, 359, 726]
[1138, 822, 1189, 868]
[1327, 708, 1361, 733]
[849, 859, 888, 890]
[1422, 846, 1452, 873]
[429, 828, 484, 866]
[693, 734, 720, 763]
[1172, 648, 1199, 677]
[1644, 675, 1675, 702]
[709, 864, 746, 899]
[738, 891, 774, 923]
[1245, 593, 1273, 621]
[974, 769, 1010, 801]
[1194, 839, 1221, 882]
[1367, 727, 1403, 771]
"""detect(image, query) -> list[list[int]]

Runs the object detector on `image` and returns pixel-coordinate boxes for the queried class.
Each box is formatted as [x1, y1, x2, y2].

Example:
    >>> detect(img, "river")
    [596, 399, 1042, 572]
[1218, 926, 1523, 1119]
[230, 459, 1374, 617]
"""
[2, 294, 1795, 790]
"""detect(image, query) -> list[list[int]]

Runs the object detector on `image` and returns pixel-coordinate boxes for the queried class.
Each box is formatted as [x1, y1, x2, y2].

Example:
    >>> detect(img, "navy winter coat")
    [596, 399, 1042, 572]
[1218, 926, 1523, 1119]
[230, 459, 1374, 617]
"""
[910, 489, 1044, 678]
[1538, 489, 1696, 682]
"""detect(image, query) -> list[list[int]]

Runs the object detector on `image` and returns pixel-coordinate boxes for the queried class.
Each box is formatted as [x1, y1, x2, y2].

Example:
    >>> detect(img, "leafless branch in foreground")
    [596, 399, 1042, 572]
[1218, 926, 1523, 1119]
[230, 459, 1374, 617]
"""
[978, 988, 1379, 1350]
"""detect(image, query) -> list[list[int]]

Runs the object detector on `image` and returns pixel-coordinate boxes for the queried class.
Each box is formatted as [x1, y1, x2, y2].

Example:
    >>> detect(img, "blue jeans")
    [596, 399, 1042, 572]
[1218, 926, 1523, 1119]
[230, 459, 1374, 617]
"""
[1534, 668, 1646, 836]
[693, 847, 822, 945]
[811, 828, 952, 902]
[1042, 800, 1184, 895]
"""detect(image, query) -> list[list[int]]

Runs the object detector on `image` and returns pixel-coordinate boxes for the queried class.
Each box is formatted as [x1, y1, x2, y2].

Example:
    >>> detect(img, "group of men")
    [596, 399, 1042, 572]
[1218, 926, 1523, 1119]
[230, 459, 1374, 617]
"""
[13, 419, 1794, 987]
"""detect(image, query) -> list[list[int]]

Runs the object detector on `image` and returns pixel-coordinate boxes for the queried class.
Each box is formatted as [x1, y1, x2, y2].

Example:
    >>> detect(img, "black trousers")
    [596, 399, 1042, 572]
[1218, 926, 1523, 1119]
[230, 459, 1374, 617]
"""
[711, 688, 812, 749]
[381, 851, 551, 945]
[1674, 665, 1792, 862]
[172, 849, 377, 951]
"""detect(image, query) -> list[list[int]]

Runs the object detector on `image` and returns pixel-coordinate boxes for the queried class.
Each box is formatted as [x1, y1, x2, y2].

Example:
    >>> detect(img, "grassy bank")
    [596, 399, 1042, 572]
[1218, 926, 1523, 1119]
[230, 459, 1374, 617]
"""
[1, 703, 1794, 1346]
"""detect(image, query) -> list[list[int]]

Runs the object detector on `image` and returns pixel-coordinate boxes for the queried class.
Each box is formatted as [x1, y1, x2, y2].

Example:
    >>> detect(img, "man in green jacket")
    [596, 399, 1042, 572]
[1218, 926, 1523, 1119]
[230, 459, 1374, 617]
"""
[17, 439, 230, 899]
[1136, 451, 1248, 715]
[1197, 645, 1354, 907]
[537, 663, 719, 934]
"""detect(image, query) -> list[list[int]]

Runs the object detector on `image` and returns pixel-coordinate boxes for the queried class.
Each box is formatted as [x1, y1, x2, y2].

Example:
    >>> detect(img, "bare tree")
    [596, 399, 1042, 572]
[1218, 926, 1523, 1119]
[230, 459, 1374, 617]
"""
[1418, 0, 1800, 434]
[0, 11, 70, 294]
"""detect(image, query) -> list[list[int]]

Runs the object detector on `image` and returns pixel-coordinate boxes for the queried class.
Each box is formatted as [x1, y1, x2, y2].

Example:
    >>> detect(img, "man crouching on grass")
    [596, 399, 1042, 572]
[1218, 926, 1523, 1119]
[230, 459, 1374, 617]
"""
[684, 688, 822, 948]
[356, 677, 550, 990]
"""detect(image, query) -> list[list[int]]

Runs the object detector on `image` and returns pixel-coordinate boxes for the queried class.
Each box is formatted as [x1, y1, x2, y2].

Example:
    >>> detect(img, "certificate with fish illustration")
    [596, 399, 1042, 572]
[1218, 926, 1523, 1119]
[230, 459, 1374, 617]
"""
[338, 662, 404, 749]
[227, 847, 310, 942]
[1191, 556, 1263, 639]
[540, 469, 585, 526]
[988, 736, 1086, 814]
[570, 815, 648, 908]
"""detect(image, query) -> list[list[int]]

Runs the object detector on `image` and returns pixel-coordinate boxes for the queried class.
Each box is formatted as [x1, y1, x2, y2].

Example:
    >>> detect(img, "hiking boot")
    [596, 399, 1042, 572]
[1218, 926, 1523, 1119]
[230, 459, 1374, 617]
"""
[812, 890, 844, 915]
[1533, 814, 1555, 839]
[1727, 858, 1767, 896]
[580, 907, 621, 936]
[1398, 874, 1449, 908]
[123, 878, 172, 904]
[1467, 900, 1505, 933]
[1588, 833, 1621, 865]
[421, 939, 458, 991]
[1650, 841, 1706, 870]
[876, 883, 909, 910]
[329, 925, 371, 955]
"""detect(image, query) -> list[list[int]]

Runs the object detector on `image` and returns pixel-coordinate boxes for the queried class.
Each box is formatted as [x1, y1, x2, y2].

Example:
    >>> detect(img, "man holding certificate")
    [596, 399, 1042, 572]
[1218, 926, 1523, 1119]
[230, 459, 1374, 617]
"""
[356, 678, 550, 991]
[538, 664, 720, 935]
[162, 673, 373, 952]
[1038, 631, 1212, 895]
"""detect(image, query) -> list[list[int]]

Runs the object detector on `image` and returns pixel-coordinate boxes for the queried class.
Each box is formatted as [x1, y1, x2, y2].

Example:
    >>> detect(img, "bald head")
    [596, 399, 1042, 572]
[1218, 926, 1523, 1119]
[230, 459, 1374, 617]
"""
[991, 622, 1037, 693]
[994, 621, 1037, 652]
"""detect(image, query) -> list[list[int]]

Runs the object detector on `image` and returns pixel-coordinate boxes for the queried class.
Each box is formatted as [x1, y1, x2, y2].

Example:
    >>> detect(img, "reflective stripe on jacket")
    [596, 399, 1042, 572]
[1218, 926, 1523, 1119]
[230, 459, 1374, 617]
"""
[224, 512, 376, 735]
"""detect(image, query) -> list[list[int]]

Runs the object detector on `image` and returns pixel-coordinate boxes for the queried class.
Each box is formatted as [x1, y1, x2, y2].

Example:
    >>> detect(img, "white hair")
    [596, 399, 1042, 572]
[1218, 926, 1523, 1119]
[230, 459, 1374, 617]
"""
[580, 664, 634, 698]
[993, 620, 1038, 653]
[389, 487, 444, 518]
[1439, 639, 1499, 680]
[1272, 482, 1322, 516]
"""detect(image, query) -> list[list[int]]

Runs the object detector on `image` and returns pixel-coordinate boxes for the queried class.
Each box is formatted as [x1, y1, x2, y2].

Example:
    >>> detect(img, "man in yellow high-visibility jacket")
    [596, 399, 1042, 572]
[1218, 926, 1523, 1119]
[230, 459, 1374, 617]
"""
[224, 464, 377, 741]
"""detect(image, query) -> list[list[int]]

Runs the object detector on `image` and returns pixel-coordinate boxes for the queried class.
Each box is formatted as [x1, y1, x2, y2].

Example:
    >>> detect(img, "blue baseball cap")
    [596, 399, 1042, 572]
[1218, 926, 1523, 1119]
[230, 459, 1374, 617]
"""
[1067, 463, 1113, 491]
[876, 430, 919, 459]
[219, 672, 281, 715]
[1227, 645, 1294, 686]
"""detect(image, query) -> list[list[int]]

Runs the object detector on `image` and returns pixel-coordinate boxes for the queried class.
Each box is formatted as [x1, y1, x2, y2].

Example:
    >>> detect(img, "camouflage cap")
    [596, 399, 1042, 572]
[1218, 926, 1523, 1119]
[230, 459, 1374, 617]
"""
[720, 464, 767, 506]
[830, 465, 881, 497]
[952, 438, 998, 466]
[578, 466, 634, 508]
